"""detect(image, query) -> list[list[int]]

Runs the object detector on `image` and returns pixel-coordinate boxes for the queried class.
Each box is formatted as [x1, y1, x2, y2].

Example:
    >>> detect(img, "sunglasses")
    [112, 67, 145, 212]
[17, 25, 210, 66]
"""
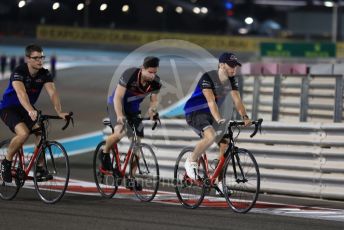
[28, 56, 46, 61]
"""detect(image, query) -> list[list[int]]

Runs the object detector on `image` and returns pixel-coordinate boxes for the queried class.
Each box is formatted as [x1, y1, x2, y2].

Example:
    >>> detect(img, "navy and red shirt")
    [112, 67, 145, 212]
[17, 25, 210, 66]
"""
[109, 68, 162, 115]
[184, 70, 238, 115]
[0, 64, 53, 110]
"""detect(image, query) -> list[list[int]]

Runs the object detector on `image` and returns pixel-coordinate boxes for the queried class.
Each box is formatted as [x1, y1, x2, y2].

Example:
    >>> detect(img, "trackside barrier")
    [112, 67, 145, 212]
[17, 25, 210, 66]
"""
[103, 119, 344, 201]
[238, 63, 344, 123]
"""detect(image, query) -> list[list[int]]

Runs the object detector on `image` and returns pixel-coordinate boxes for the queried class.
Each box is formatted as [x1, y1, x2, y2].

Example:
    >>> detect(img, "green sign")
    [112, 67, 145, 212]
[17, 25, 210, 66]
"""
[260, 42, 336, 58]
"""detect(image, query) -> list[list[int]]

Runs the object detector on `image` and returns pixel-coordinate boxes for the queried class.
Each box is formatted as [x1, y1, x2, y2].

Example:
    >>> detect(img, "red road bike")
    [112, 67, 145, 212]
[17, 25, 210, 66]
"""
[0, 111, 73, 204]
[93, 116, 160, 202]
[174, 119, 263, 213]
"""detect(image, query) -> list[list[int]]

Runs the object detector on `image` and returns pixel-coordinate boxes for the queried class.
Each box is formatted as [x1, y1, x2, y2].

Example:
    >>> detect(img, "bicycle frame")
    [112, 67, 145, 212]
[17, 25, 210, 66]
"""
[10, 111, 73, 182]
[174, 119, 262, 211]
[12, 144, 43, 181]
[98, 142, 135, 177]
[202, 154, 227, 185]
[99, 115, 160, 177]
[189, 119, 263, 187]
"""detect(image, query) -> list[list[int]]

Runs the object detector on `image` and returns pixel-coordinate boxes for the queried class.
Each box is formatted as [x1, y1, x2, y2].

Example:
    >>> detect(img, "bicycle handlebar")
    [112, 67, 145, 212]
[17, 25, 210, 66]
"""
[128, 113, 160, 130]
[116, 113, 161, 133]
[37, 111, 74, 130]
[62, 112, 74, 130]
[151, 113, 161, 130]
[228, 118, 263, 138]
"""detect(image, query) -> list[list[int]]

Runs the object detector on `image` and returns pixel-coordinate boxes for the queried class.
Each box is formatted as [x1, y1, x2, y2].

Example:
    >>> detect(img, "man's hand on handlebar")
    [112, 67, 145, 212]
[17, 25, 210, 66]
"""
[57, 111, 71, 120]
[148, 107, 158, 121]
[28, 110, 38, 121]
[242, 115, 252, 127]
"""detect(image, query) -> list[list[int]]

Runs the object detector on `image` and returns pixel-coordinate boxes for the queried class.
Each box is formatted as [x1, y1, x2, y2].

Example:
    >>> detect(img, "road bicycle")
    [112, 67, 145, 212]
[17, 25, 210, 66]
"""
[174, 119, 263, 213]
[93, 115, 160, 202]
[0, 111, 73, 204]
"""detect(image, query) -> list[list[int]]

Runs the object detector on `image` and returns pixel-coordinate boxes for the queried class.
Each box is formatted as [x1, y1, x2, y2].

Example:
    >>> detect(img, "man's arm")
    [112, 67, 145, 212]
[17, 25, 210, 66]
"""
[12, 81, 37, 120]
[113, 84, 126, 124]
[203, 89, 222, 122]
[231, 90, 251, 125]
[44, 82, 68, 119]
[148, 93, 159, 119]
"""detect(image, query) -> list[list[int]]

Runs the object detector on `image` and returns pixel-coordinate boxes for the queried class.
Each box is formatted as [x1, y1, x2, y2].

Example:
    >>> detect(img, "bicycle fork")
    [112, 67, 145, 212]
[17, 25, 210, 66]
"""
[43, 144, 57, 174]
[232, 148, 248, 183]
[133, 146, 150, 175]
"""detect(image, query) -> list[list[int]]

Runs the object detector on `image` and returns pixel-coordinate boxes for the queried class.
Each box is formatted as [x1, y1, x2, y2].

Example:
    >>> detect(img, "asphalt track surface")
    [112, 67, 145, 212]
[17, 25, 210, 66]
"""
[0, 65, 343, 230]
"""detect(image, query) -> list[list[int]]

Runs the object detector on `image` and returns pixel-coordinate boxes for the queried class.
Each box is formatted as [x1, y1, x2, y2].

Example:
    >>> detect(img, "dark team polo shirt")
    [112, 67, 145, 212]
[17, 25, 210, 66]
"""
[184, 70, 238, 115]
[0, 64, 53, 110]
[110, 67, 162, 115]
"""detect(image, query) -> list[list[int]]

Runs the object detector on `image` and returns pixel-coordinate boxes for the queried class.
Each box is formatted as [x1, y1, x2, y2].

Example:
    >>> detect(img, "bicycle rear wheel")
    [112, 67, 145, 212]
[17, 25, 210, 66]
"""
[34, 141, 70, 204]
[93, 141, 118, 199]
[129, 143, 159, 202]
[222, 148, 260, 213]
[174, 147, 206, 209]
[0, 139, 21, 200]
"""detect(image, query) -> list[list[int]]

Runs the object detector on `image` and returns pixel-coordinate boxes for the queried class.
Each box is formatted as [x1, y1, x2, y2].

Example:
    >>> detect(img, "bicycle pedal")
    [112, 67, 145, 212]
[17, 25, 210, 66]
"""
[36, 175, 53, 182]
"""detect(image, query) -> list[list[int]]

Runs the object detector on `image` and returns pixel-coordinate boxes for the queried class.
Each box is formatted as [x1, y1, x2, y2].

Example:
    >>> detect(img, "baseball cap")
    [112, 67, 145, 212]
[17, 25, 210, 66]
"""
[219, 52, 242, 67]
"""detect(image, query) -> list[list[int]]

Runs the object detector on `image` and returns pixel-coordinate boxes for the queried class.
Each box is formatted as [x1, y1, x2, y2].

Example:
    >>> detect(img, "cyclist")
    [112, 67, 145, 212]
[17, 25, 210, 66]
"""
[0, 44, 69, 183]
[102, 56, 161, 190]
[183, 52, 251, 183]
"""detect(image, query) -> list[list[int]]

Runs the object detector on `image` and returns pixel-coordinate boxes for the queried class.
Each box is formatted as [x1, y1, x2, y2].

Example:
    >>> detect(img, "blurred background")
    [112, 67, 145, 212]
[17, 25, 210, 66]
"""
[1, 0, 344, 40]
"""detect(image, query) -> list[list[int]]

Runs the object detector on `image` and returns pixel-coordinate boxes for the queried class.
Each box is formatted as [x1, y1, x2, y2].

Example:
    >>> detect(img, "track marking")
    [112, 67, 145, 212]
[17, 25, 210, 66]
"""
[23, 177, 343, 223]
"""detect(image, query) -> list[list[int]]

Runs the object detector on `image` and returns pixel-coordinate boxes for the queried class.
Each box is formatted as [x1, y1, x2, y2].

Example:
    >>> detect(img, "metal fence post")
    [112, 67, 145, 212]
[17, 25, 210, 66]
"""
[334, 75, 344, 122]
[252, 76, 261, 120]
[300, 74, 310, 122]
[272, 74, 282, 121]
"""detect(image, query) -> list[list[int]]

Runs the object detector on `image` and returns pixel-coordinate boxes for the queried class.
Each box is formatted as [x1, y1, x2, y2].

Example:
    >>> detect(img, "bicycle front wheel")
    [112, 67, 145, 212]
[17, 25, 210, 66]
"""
[0, 139, 21, 200]
[93, 141, 118, 199]
[129, 143, 159, 202]
[222, 148, 260, 213]
[174, 147, 206, 209]
[34, 141, 70, 204]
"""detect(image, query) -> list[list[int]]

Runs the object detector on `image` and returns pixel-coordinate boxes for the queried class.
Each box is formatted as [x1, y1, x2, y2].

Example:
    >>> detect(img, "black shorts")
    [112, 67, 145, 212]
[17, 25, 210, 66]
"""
[107, 106, 144, 138]
[186, 112, 215, 137]
[127, 115, 144, 138]
[186, 112, 227, 143]
[0, 106, 36, 133]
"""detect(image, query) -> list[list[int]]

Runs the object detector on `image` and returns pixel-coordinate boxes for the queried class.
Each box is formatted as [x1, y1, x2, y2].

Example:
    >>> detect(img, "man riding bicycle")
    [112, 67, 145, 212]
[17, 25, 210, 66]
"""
[183, 52, 251, 184]
[0, 44, 69, 183]
[102, 56, 162, 190]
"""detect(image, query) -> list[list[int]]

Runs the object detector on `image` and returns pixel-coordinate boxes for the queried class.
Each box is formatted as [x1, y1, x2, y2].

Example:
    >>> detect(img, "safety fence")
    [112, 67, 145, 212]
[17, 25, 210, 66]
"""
[237, 63, 344, 123]
[104, 119, 344, 201]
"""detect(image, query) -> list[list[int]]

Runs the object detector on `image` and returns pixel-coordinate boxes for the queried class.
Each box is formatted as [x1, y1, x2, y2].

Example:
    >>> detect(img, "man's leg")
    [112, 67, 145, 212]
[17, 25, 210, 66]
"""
[103, 124, 125, 153]
[129, 136, 142, 176]
[6, 123, 30, 161]
[32, 126, 52, 178]
[215, 141, 230, 195]
[218, 141, 228, 160]
[185, 127, 216, 180]
[217, 142, 228, 180]
[1, 123, 30, 183]
[190, 127, 216, 162]
[100, 124, 126, 170]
